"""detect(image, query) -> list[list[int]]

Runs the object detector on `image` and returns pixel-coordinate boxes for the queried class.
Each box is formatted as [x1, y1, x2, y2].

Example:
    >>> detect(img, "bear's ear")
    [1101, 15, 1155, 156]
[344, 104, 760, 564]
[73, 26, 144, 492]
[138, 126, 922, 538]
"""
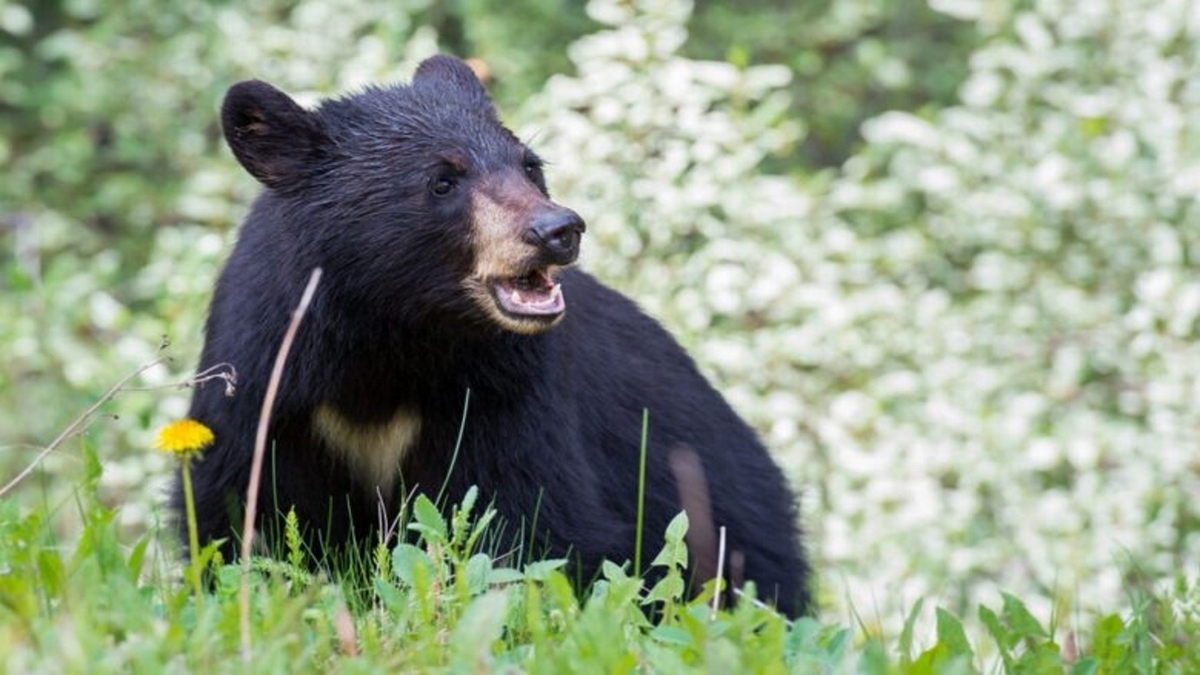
[221, 80, 327, 189]
[413, 55, 492, 106]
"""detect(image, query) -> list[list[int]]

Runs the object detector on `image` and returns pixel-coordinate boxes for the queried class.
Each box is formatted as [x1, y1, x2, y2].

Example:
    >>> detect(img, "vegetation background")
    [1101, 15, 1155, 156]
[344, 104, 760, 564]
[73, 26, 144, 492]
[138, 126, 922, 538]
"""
[2, 0, 1198, 669]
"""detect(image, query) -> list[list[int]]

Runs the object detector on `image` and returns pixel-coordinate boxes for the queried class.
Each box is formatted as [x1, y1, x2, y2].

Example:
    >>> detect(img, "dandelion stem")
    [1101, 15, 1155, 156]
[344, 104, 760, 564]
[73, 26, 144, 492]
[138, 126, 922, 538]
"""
[181, 458, 204, 607]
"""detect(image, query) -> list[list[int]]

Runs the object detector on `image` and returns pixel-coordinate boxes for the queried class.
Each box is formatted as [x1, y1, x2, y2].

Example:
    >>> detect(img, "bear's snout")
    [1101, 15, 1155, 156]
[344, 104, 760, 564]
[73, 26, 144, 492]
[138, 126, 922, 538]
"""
[524, 207, 586, 265]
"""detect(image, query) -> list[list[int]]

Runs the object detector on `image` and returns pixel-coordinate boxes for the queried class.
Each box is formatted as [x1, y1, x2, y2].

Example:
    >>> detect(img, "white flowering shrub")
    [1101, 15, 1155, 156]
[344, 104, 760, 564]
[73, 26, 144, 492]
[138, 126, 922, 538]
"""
[815, 0, 1200, 629]
[523, 0, 1200, 636]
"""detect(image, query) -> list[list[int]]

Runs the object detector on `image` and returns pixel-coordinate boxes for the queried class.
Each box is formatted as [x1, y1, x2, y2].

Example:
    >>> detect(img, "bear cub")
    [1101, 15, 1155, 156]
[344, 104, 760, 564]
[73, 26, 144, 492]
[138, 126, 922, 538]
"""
[174, 54, 811, 616]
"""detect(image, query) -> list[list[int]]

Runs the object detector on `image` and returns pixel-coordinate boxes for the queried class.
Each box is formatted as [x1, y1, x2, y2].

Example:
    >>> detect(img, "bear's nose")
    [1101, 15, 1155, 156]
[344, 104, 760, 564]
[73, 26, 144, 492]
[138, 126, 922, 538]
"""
[525, 207, 586, 265]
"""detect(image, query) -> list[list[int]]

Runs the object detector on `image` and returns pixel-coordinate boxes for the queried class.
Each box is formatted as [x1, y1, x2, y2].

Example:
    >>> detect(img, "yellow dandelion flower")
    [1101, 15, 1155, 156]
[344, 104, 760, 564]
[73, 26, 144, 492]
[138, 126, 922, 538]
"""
[154, 419, 215, 459]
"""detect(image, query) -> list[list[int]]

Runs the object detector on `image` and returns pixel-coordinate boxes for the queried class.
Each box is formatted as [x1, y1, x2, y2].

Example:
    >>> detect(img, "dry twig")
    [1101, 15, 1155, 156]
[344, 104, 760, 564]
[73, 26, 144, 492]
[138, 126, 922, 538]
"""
[239, 267, 322, 661]
[0, 354, 170, 498]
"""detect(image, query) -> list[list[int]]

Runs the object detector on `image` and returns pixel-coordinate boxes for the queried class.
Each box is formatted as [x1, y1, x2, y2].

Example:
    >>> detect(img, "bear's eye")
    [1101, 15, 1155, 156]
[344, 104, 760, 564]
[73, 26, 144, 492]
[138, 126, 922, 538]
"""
[523, 160, 546, 190]
[431, 176, 457, 197]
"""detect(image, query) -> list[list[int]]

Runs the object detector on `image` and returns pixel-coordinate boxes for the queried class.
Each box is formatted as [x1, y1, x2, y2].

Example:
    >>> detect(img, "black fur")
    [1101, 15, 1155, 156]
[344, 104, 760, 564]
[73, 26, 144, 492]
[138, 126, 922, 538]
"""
[174, 55, 811, 616]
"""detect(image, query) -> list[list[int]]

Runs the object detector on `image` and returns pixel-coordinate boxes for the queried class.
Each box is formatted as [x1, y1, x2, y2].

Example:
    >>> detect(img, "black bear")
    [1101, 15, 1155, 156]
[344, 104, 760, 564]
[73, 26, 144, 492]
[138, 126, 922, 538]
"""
[174, 54, 811, 616]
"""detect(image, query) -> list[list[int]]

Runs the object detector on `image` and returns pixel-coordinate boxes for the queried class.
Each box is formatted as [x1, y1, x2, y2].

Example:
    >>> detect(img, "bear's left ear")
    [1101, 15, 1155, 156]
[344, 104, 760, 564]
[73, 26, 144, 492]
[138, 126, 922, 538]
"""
[221, 80, 328, 190]
[413, 55, 492, 106]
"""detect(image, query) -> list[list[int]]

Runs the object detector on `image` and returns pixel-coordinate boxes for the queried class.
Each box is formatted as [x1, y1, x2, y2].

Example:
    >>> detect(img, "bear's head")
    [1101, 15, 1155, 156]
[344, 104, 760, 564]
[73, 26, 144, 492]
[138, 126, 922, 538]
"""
[219, 55, 586, 336]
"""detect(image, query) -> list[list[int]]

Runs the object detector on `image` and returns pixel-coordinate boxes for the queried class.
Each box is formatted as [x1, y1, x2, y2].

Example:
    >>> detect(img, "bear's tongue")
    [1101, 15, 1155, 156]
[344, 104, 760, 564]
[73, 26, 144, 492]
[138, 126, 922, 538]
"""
[495, 270, 564, 316]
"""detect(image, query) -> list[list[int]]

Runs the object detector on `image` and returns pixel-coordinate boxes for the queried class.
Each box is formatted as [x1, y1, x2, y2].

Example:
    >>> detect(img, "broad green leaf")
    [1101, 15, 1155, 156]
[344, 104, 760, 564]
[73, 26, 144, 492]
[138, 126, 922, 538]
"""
[449, 590, 509, 665]
[650, 512, 689, 569]
[979, 604, 1016, 669]
[1000, 592, 1049, 639]
[1090, 614, 1127, 662]
[392, 542, 435, 588]
[465, 552, 492, 595]
[487, 566, 525, 586]
[934, 607, 973, 660]
[602, 559, 629, 581]
[650, 625, 692, 647]
[523, 558, 567, 581]
[408, 494, 447, 544]
[644, 573, 685, 605]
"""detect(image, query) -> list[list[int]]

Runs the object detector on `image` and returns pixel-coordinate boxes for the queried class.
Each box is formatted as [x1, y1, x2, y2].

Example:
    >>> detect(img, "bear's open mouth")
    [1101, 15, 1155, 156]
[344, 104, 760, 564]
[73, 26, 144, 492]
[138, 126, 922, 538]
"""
[491, 268, 564, 318]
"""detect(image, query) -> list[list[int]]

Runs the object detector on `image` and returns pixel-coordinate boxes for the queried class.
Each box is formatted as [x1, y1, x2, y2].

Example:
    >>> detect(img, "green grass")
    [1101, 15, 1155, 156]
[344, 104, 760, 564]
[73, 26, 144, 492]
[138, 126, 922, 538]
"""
[1, 385, 1197, 673]
[2, 441, 1198, 674]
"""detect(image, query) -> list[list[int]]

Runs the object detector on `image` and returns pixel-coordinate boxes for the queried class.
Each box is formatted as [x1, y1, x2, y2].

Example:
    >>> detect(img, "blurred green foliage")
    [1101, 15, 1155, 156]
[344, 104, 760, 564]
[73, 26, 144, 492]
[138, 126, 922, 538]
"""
[687, 0, 979, 167]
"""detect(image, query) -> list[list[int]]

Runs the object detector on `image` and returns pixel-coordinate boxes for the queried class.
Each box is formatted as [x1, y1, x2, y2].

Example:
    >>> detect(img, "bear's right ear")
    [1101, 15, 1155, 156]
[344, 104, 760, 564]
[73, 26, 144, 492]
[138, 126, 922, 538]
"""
[221, 80, 327, 189]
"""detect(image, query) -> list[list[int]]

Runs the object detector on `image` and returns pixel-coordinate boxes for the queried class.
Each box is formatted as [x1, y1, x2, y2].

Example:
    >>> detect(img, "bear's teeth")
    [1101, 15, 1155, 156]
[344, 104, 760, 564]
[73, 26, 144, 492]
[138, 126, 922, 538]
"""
[512, 284, 561, 308]
[493, 276, 564, 317]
